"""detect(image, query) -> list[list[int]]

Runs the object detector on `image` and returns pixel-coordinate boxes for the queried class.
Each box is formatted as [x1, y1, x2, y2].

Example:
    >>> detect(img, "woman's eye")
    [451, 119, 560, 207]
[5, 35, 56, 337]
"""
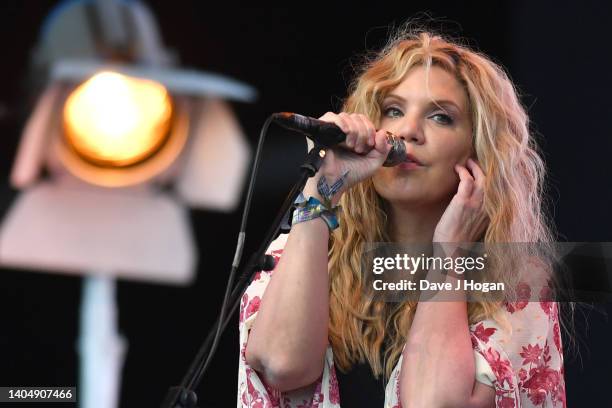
[430, 113, 453, 125]
[383, 107, 403, 118]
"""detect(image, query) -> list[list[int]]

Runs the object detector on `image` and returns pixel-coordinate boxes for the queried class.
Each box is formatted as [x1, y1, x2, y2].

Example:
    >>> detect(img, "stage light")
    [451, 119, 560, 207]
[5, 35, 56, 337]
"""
[63, 71, 173, 167]
[0, 1, 257, 407]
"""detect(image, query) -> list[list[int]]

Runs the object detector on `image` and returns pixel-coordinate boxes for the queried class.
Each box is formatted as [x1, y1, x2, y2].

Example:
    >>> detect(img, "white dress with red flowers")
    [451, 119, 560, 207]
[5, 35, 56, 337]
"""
[237, 234, 566, 407]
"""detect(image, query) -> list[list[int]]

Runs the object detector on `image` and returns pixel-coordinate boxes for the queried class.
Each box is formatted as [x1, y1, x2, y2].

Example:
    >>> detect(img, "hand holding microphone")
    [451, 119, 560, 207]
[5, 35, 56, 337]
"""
[273, 111, 406, 206]
[273, 112, 406, 165]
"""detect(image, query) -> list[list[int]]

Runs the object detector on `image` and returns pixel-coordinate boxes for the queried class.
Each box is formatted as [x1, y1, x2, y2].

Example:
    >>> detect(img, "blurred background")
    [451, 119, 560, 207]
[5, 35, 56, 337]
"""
[0, 1, 610, 407]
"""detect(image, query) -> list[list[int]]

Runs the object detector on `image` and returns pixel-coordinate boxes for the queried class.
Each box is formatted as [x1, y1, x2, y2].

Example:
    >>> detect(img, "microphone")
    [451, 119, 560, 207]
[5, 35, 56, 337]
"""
[272, 112, 406, 167]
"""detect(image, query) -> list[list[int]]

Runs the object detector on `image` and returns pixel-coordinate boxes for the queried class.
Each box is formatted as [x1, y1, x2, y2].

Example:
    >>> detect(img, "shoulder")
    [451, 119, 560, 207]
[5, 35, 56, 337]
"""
[239, 233, 288, 326]
[469, 299, 566, 407]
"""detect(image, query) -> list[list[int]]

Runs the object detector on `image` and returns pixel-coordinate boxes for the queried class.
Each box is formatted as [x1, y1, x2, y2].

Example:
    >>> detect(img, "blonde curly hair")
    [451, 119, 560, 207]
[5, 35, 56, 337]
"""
[326, 27, 558, 379]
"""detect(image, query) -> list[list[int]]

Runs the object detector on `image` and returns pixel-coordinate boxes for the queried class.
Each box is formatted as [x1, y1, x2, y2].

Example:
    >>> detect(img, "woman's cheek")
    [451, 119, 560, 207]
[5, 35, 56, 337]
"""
[430, 166, 460, 198]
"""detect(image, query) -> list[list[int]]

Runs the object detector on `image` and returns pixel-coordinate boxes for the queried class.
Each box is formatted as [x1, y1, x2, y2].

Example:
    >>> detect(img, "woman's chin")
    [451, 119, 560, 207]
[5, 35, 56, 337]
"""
[385, 193, 430, 207]
[383, 189, 454, 209]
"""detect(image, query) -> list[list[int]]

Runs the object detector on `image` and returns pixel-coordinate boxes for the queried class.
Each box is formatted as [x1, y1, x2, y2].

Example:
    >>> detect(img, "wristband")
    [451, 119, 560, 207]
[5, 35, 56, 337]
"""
[292, 195, 341, 231]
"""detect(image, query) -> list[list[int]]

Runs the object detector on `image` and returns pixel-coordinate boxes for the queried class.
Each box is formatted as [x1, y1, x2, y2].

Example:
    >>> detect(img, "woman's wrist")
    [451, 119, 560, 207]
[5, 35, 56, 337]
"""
[303, 175, 342, 207]
[294, 174, 343, 231]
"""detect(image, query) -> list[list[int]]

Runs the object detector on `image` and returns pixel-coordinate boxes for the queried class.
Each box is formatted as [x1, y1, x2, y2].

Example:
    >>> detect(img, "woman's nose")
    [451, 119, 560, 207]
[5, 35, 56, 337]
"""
[396, 116, 425, 145]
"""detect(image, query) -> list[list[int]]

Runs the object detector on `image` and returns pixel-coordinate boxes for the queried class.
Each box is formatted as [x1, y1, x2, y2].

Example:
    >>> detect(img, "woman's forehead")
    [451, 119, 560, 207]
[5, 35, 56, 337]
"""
[388, 65, 468, 108]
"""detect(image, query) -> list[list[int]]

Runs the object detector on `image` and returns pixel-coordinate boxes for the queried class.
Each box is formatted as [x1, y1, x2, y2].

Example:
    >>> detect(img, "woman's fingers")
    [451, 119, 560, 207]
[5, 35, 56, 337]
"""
[357, 113, 376, 148]
[310, 112, 396, 193]
[374, 129, 392, 154]
[321, 112, 376, 154]
[319, 111, 350, 138]
[455, 159, 487, 208]
[318, 112, 352, 151]
[466, 158, 485, 189]
[466, 158, 485, 202]
[455, 164, 475, 198]
[337, 112, 356, 148]
[351, 114, 370, 153]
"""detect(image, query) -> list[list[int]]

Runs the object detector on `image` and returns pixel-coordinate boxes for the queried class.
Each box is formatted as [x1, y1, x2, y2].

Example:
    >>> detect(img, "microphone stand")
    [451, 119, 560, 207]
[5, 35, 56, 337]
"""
[161, 145, 327, 408]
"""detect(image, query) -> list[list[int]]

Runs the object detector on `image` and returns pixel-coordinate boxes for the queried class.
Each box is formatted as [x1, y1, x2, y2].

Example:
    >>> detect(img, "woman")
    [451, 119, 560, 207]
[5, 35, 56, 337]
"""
[238, 28, 566, 407]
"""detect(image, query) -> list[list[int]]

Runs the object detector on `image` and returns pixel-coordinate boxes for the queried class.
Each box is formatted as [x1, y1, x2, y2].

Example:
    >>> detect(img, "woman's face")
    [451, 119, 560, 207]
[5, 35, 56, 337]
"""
[372, 65, 473, 207]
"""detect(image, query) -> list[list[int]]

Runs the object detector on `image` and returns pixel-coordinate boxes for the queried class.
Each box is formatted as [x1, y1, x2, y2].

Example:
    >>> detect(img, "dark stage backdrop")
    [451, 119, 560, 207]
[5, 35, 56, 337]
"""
[0, 2, 610, 407]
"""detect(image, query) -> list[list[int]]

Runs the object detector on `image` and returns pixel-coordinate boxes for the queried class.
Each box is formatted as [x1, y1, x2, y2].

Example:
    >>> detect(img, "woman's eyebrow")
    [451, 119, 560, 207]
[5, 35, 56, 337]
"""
[429, 99, 463, 115]
[383, 93, 406, 103]
[383, 94, 463, 115]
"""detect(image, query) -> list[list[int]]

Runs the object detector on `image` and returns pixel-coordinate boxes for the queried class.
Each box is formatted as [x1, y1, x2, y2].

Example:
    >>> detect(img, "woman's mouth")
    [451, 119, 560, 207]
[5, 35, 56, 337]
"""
[398, 161, 423, 170]
[398, 154, 424, 170]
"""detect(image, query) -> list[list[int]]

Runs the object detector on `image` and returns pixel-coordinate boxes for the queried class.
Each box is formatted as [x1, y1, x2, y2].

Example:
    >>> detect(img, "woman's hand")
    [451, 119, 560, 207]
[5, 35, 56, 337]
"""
[303, 112, 392, 205]
[433, 158, 489, 244]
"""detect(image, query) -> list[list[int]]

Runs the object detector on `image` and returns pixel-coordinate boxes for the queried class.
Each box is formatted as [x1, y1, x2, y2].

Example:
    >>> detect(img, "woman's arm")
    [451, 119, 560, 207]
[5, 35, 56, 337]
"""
[400, 161, 494, 407]
[399, 268, 495, 408]
[245, 177, 331, 392]
[245, 112, 391, 392]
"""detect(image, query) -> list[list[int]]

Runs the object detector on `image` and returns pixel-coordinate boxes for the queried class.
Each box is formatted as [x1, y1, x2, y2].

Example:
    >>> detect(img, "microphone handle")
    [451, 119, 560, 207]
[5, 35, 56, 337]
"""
[273, 112, 345, 147]
[273, 112, 405, 166]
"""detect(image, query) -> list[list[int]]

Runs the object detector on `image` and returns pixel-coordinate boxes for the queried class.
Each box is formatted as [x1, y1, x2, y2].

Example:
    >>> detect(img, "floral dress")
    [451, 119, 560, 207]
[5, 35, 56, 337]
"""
[237, 234, 566, 407]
